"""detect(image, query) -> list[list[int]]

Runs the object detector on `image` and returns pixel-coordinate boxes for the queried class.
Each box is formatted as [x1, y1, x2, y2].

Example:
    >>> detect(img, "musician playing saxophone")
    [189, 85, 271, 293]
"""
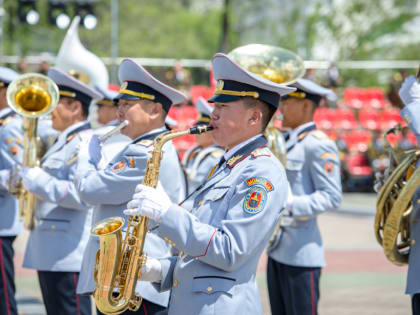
[124, 53, 294, 315]
[74, 58, 186, 315]
[20, 68, 102, 315]
[397, 74, 420, 314]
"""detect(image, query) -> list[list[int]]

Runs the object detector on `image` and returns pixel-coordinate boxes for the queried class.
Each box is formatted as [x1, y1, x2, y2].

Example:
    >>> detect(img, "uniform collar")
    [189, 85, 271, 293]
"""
[57, 120, 89, 143]
[289, 121, 316, 139]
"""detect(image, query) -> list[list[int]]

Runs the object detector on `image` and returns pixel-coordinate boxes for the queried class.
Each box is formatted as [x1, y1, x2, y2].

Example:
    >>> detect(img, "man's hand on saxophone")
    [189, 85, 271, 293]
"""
[20, 166, 46, 192]
[0, 169, 10, 190]
[124, 183, 173, 223]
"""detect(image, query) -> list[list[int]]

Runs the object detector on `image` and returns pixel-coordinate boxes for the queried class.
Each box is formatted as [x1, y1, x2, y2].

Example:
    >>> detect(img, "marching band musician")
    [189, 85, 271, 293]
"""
[74, 58, 186, 315]
[182, 97, 224, 195]
[20, 68, 102, 315]
[266, 78, 342, 315]
[124, 53, 295, 315]
[398, 74, 420, 314]
[0, 67, 22, 315]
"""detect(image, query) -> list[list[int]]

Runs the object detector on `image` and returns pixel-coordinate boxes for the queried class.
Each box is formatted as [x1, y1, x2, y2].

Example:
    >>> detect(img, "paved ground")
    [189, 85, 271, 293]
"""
[13, 193, 412, 314]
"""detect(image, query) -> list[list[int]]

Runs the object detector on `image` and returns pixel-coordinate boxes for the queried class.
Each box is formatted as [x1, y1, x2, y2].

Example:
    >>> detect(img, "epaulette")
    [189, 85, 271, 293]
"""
[136, 139, 154, 147]
[210, 150, 223, 158]
[297, 132, 309, 141]
[310, 130, 327, 139]
[251, 147, 271, 158]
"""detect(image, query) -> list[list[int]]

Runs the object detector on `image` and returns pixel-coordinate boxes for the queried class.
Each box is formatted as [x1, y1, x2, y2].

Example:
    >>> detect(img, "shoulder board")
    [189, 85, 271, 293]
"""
[136, 139, 154, 147]
[211, 150, 223, 158]
[297, 131, 309, 141]
[310, 130, 327, 139]
[251, 147, 271, 158]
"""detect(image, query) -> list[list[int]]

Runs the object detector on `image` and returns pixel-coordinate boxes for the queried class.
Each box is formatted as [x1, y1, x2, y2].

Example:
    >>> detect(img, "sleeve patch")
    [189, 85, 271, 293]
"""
[111, 158, 127, 173]
[10, 145, 19, 156]
[246, 177, 273, 192]
[243, 186, 267, 214]
[324, 161, 334, 174]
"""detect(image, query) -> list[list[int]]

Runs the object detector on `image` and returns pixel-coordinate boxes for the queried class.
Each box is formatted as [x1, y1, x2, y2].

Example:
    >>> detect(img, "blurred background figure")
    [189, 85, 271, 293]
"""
[17, 58, 28, 74]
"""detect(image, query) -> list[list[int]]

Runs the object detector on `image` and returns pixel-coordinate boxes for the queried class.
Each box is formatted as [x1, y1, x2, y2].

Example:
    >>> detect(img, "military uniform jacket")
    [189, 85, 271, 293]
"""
[23, 121, 93, 272]
[74, 126, 184, 307]
[267, 122, 342, 268]
[0, 108, 23, 236]
[154, 135, 289, 315]
[182, 144, 224, 196]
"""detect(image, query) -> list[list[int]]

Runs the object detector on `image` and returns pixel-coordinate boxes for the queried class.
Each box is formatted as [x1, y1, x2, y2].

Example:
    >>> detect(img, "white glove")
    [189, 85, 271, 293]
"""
[20, 167, 44, 192]
[285, 185, 294, 216]
[124, 183, 173, 223]
[88, 134, 102, 165]
[0, 169, 10, 190]
[399, 75, 420, 106]
[139, 257, 162, 282]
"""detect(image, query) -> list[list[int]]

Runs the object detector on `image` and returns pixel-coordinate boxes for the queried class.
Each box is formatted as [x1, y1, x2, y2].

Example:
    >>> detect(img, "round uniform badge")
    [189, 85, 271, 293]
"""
[324, 161, 334, 174]
[243, 185, 267, 214]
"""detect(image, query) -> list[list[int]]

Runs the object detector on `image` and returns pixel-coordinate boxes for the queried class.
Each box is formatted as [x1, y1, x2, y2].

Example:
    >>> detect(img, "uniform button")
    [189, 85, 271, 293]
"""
[207, 286, 213, 292]
[414, 219, 418, 225]
[198, 200, 203, 206]
[173, 280, 178, 287]
[51, 225, 56, 230]
[412, 240, 416, 246]
[172, 242, 176, 247]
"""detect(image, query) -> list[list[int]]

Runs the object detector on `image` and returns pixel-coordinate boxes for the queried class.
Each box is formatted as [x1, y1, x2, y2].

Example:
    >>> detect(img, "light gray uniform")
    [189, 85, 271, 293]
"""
[401, 101, 420, 295]
[0, 108, 23, 236]
[182, 144, 224, 195]
[267, 122, 342, 267]
[75, 126, 184, 307]
[23, 121, 93, 272]
[154, 135, 289, 315]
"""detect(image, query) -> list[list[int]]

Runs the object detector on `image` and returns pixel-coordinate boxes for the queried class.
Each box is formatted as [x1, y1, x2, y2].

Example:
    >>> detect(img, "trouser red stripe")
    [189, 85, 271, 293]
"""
[0, 239, 11, 315]
[310, 269, 316, 315]
[143, 301, 148, 315]
[73, 272, 81, 315]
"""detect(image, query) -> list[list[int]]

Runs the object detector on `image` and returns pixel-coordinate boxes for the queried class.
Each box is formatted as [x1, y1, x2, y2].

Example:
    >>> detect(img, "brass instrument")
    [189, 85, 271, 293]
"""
[228, 44, 305, 165]
[91, 125, 213, 315]
[375, 124, 420, 265]
[7, 73, 59, 230]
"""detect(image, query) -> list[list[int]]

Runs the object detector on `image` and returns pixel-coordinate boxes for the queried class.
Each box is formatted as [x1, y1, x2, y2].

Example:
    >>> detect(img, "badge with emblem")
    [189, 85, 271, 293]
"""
[243, 177, 273, 214]
[226, 155, 242, 167]
[111, 158, 127, 173]
[10, 145, 18, 156]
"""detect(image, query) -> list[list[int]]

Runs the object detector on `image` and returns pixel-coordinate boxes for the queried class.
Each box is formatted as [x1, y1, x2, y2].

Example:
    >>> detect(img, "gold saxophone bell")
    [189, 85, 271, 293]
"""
[91, 125, 213, 314]
[375, 124, 420, 265]
[7, 73, 59, 230]
[227, 44, 305, 165]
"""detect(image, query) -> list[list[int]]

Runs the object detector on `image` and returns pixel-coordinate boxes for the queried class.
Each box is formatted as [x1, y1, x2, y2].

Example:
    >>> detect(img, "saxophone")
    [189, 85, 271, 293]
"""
[91, 125, 213, 315]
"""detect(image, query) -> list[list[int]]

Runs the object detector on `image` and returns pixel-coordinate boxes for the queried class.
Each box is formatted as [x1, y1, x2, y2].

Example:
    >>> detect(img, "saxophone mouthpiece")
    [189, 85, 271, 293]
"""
[189, 125, 214, 135]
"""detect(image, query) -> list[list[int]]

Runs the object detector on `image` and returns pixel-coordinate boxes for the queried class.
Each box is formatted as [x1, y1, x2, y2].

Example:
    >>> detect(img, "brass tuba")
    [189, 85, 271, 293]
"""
[228, 44, 305, 165]
[91, 125, 213, 315]
[7, 73, 59, 230]
[375, 124, 420, 265]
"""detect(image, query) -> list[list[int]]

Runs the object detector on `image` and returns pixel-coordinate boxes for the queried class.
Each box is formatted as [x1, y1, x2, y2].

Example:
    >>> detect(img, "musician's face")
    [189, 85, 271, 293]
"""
[210, 100, 257, 149]
[0, 87, 7, 109]
[117, 99, 160, 139]
[278, 98, 306, 129]
[51, 97, 83, 132]
[97, 104, 117, 125]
